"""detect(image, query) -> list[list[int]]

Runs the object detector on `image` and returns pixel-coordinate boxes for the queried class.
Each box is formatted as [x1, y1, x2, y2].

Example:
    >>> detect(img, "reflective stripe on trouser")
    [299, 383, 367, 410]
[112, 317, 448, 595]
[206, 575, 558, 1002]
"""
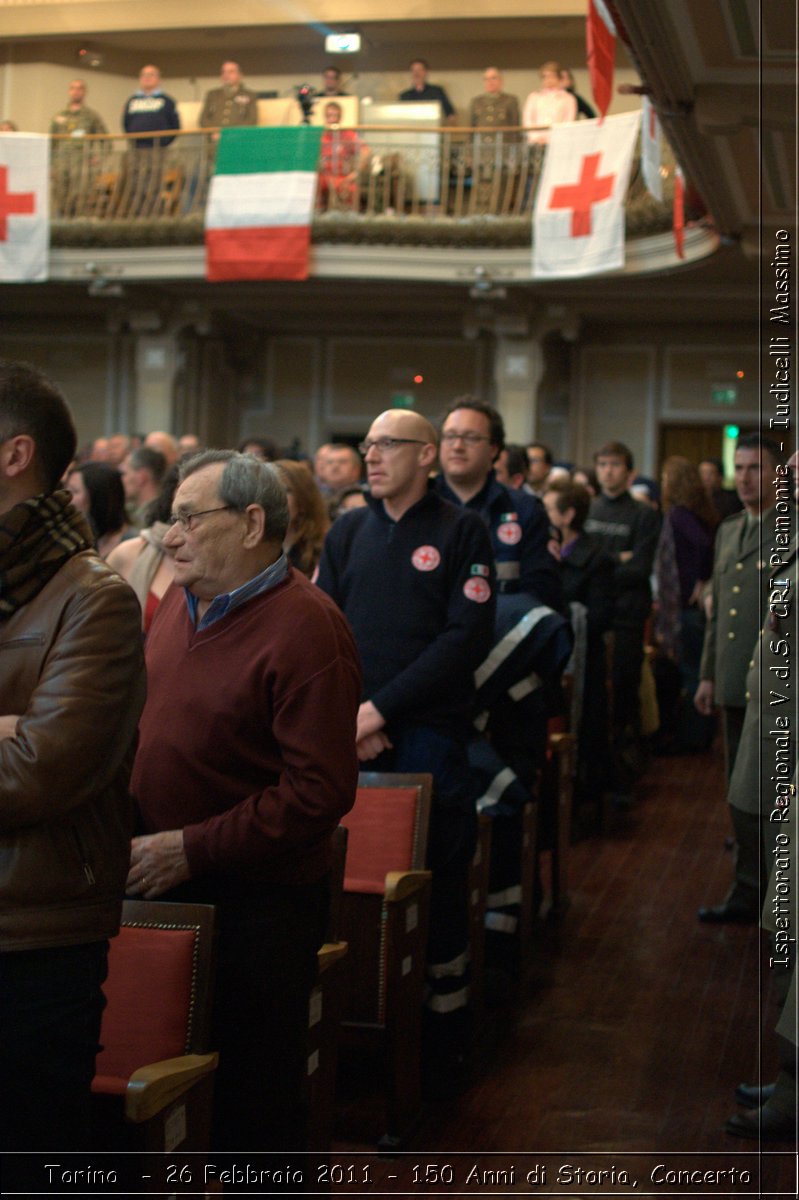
[368, 724, 477, 1016]
[425, 946, 471, 1014]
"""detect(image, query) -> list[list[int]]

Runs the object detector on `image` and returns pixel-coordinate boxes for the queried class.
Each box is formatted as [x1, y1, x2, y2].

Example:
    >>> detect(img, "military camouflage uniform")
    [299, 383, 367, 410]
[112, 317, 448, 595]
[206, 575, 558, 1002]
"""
[49, 105, 108, 215]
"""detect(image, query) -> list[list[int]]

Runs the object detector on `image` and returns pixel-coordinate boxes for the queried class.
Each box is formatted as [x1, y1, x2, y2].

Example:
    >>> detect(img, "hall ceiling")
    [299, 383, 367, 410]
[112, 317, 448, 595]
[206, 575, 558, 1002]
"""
[613, 0, 795, 253]
[1, 15, 587, 75]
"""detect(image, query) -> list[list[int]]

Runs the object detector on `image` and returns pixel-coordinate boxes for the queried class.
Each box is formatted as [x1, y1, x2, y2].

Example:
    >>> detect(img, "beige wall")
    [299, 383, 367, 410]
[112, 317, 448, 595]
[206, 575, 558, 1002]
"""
[0, 331, 110, 450]
[574, 325, 759, 474]
[0, 1, 587, 41]
[0, 315, 755, 468]
[1, 59, 642, 134]
[239, 333, 485, 454]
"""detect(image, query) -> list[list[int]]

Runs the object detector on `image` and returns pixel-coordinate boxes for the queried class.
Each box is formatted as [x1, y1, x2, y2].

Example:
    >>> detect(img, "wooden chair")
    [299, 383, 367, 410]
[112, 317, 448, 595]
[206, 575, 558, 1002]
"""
[517, 799, 540, 973]
[337, 771, 432, 1149]
[156, 165, 185, 216]
[537, 723, 577, 916]
[87, 169, 120, 217]
[306, 824, 349, 1151]
[91, 899, 218, 1155]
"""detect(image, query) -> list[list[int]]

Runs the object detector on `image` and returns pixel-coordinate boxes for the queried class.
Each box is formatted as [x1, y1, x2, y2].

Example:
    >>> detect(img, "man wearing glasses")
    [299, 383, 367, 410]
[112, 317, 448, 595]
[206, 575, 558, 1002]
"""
[317, 408, 495, 1091]
[436, 396, 561, 609]
[126, 449, 361, 1152]
[434, 398, 568, 965]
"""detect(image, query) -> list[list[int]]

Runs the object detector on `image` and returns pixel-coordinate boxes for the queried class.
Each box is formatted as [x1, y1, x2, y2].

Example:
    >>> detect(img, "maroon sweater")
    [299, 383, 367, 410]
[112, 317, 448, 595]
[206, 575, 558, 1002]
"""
[131, 568, 362, 889]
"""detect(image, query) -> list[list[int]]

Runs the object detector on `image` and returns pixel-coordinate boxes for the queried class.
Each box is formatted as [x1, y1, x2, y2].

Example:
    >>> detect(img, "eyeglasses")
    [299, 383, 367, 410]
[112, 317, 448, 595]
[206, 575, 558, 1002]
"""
[440, 431, 491, 445]
[168, 505, 235, 532]
[358, 437, 426, 456]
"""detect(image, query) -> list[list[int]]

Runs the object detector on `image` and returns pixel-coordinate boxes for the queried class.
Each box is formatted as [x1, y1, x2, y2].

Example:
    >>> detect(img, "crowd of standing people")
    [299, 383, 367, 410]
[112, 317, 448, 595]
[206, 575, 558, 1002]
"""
[0, 356, 794, 1171]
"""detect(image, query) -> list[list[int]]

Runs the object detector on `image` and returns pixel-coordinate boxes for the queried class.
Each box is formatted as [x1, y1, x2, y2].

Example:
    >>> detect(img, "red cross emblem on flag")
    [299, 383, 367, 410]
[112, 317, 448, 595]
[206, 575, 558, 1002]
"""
[549, 152, 615, 237]
[0, 165, 35, 241]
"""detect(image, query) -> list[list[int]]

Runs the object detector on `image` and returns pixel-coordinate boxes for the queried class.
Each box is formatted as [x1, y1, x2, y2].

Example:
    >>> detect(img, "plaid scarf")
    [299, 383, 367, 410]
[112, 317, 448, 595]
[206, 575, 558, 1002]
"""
[0, 489, 94, 620]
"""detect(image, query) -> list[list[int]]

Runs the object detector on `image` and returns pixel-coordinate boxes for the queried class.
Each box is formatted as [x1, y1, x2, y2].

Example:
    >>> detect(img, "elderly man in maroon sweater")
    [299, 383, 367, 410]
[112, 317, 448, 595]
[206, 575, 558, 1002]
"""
[127, 449, 361, 1151]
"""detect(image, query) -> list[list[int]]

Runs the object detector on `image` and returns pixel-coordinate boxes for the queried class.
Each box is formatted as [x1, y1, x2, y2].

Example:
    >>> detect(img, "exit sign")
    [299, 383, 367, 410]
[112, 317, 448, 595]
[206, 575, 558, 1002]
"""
[711, 384, 737, 406]
[391, 391, 415, 409]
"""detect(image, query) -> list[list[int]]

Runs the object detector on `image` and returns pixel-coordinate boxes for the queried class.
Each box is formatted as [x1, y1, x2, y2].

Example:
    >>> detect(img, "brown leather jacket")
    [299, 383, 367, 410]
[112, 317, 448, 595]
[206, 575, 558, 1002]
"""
[0, 550, 146, 950]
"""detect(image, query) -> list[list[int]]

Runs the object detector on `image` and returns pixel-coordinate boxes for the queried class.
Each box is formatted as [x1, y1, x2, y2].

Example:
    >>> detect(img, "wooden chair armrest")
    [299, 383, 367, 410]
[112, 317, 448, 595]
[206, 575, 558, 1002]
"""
[125, 1052, 218, 1122]
[549, 731, 576, 753]
[384, 869, 432, 902]
[317, 940, 348, 972]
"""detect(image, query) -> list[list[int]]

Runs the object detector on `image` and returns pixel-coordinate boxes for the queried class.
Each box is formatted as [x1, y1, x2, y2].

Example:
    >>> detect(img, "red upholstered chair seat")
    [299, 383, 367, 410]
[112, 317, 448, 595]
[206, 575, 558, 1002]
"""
[92, 925, 198, 1095]
[335, 774, 432, 1147]
[340, 786, 421, 893]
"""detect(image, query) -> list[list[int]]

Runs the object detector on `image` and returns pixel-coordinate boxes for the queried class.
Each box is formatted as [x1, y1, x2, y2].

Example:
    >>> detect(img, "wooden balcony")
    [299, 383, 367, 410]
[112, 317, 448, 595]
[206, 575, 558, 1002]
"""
[50, 126, 678, 253]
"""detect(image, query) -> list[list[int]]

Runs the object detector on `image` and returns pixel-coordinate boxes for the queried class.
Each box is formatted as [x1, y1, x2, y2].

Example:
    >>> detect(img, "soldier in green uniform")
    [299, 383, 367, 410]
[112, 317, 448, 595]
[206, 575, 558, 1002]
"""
[468, 68, 520, 212]
[199, 61, 258, 130]
[49, 80, 108, 214]
[469, 67, 520, 130]
[696, 434, 784, 922]
[49, 79, 107, 139]
[724, 446, 797, 1142]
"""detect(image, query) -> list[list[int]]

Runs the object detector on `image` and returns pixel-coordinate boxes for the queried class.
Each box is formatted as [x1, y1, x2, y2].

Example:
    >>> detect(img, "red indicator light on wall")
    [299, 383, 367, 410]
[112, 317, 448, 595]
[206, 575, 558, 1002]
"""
[413, 375, 424, 385]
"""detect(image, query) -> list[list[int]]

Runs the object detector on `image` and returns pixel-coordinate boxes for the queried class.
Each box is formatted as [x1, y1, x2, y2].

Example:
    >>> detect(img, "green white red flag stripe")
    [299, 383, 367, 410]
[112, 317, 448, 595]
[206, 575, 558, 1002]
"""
[0, 133, 49, 282]
[205, 126, 322, 282]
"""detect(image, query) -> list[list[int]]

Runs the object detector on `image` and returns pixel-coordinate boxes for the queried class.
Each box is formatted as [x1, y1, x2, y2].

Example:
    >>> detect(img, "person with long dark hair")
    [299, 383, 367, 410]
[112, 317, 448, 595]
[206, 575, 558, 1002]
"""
[65, 461, 134, 559]
[273, 458, 330, 578]
[654, 455, 719, 753]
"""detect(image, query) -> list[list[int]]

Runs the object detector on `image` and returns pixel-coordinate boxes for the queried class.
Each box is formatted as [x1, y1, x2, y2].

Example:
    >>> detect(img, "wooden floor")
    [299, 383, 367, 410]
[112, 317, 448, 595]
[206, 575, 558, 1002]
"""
[331, 743, 797, 1197]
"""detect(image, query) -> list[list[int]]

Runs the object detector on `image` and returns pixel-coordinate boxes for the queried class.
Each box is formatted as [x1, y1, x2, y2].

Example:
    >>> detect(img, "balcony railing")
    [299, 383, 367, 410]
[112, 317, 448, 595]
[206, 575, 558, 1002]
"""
[49, 127, 675, 247]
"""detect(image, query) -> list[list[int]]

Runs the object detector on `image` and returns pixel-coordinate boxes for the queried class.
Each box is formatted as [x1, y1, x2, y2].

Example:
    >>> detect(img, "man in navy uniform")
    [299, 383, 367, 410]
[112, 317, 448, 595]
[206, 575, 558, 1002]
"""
[317, 408, 495, 1084]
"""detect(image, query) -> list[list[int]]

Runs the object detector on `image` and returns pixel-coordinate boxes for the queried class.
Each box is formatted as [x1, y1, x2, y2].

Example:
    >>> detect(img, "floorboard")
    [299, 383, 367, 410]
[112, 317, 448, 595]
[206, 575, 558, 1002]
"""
[331, 741, 797, 1197]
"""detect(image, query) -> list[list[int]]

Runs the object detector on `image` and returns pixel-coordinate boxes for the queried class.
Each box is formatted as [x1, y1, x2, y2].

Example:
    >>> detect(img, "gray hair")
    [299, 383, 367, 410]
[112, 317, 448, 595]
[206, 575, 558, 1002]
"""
[179, 449, 289, 543]
[129, 445, 166, 481]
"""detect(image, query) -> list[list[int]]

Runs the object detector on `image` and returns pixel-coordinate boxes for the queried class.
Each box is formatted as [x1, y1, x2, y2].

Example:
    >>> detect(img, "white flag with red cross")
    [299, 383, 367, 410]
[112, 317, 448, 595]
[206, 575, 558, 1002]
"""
[0, 134, 49, 282]
[533, 110, 641, 279]
[641, 97, 663, 202]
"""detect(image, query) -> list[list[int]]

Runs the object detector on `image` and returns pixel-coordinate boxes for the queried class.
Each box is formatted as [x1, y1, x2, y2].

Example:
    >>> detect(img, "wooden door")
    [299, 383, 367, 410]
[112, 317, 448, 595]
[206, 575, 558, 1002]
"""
[658, 422, 761, 472]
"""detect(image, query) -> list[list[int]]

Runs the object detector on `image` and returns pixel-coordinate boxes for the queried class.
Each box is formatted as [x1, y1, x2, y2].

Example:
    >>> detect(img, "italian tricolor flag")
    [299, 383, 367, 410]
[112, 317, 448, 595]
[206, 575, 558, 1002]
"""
[205, 126, 322, 281]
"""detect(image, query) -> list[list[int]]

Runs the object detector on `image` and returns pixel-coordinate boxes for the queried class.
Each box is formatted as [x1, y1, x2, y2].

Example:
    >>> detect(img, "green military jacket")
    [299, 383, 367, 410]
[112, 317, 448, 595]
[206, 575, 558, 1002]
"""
[199, 85, 258, 129]
[699, 507, 776, 707]
[49, 105, 107, 138]
[727, 536, 797, 817]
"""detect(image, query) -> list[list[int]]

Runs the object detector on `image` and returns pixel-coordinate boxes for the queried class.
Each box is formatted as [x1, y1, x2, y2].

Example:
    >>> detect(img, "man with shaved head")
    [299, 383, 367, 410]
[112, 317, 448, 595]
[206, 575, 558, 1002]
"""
[317, 408, 496, 1089]
[144, 430, 179, 467]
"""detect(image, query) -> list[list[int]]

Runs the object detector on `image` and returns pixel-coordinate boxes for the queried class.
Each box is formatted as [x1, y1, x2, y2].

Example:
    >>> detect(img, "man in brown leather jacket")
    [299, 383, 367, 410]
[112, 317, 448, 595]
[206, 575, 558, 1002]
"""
[0, 361, 145, 1158]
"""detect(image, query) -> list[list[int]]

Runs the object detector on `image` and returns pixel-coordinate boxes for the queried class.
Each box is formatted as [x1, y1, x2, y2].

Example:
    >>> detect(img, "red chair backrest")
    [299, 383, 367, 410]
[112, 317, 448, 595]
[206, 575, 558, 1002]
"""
[92, 924, 198, 1096]
[341, 785, 421, 895]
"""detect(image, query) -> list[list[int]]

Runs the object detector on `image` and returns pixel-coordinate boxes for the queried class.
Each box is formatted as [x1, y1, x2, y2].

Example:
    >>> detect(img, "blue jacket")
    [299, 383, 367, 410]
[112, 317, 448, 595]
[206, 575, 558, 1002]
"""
[435, 472, 563, 610]
[123, 91, 180, 147]
[317, 489, 495, 733]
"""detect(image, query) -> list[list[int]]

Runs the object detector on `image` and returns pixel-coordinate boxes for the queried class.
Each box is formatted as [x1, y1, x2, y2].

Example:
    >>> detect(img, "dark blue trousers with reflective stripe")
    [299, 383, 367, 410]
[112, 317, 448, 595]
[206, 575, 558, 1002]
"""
[371, 722, 477, 1015]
